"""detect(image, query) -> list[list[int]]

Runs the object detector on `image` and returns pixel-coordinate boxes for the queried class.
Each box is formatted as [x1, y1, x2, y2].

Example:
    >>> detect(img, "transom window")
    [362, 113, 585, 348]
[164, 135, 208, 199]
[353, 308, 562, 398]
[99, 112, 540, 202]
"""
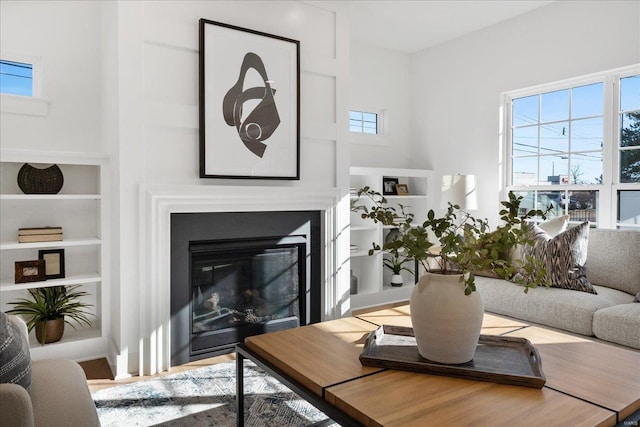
[505, 65, 640, 230]
[0, 59, 33, 96]
[349, 110, 378, 134]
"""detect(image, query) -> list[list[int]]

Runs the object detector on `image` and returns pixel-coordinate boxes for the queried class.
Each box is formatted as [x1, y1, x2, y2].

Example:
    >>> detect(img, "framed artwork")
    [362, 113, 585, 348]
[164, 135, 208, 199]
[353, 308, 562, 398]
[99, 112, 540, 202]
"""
[199, 19, 300, 180]
[383, 177, 399, 195]
[15, 260, 46, 283]
[39, 248, 65, 279]
[396, 184, 409, 195]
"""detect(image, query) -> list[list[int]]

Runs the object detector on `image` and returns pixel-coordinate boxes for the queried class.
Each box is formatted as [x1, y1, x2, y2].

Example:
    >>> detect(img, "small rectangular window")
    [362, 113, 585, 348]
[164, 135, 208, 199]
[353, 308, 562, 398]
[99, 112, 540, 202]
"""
[350, 110, 378, 134]
[0, 59, 33, 96]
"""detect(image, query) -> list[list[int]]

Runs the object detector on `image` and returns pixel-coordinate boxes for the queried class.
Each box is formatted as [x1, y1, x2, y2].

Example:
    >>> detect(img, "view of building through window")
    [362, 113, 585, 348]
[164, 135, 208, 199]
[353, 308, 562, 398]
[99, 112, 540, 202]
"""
[0, 59, 33, 96]
[349, 110, 378, 134]
[507, 68, 639, 229]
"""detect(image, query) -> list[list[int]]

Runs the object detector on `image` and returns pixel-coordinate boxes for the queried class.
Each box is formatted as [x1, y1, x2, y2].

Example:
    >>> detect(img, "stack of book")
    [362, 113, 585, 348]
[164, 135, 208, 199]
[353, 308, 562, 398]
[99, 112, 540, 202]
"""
[18, 226, 63, 243]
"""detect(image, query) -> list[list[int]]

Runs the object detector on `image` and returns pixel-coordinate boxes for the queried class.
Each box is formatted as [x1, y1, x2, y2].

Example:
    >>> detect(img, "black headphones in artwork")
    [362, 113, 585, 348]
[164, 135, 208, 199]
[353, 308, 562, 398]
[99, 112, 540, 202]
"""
[222, 52, 280, 158]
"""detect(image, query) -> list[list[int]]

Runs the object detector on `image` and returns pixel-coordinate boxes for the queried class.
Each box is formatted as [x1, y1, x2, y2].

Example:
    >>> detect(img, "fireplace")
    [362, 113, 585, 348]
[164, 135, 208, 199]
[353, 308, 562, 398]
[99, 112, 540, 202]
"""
[170, 211, 321, 365]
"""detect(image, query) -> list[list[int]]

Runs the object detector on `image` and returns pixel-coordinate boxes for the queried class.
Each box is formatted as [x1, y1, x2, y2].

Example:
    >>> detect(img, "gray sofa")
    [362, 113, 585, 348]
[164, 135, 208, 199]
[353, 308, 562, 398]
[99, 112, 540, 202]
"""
[476, 228, 640, 350]
[0, 314, 100, 427]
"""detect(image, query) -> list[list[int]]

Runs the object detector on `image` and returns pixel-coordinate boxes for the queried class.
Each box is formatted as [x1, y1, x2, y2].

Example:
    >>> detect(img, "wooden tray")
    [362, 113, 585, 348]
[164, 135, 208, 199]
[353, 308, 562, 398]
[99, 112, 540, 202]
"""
[359, 325, 546, 388]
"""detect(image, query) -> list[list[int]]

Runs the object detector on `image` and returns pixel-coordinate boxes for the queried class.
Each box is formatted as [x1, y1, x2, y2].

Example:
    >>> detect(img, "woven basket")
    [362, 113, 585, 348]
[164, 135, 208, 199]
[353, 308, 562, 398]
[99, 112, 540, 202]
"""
[17, 163, 64, 194]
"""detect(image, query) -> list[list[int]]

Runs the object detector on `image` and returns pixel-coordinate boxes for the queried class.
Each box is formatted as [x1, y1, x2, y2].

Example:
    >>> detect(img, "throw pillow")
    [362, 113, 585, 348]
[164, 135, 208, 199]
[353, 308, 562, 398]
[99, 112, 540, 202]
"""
[539, 214, 570, 236]
[0, 312, 32, 391]
[518, 221, 596, 294]
[635, 292, 640, 302]
[510, 215, 570, 267]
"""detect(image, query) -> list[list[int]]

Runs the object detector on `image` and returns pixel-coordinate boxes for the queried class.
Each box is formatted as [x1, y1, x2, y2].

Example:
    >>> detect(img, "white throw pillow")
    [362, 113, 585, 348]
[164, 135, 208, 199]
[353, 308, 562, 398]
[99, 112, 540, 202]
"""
[538, 214, 570, 236]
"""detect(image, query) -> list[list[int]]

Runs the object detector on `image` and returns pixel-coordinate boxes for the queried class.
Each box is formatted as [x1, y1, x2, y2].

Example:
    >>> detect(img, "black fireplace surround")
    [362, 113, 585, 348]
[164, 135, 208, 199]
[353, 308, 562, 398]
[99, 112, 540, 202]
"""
[170, 211, 321, 365]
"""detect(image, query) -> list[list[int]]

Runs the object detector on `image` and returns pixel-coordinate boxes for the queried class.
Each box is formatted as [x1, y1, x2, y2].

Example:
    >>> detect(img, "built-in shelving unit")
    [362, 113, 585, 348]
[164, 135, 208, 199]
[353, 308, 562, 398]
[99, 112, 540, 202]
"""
[0, 149, 109, 360]
[349, 167, 433, 310]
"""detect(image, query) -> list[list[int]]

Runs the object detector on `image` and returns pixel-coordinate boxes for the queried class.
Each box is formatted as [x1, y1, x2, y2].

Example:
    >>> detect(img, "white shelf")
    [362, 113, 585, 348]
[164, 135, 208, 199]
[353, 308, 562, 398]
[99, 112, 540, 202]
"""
[1, 237, 101, 250]
[351, 225, 377, 232]
[350, 250, 371, 258]
[0, 148, 108, 165]
[0, 194, 101, 200]
[0, 149, 109, 361]
[384, 194, 428, 200]
[0, 273, 102, 291]
[29, 329, 105, 361]
[349, 166, 433, 310]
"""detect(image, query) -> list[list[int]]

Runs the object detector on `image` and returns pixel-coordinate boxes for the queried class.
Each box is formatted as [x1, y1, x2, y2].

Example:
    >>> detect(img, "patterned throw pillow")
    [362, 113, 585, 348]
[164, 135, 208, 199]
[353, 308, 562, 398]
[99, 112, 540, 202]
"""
[510, 215, 570, 267]
[521, 221, 596, 294]
[0, 312, 32, 391]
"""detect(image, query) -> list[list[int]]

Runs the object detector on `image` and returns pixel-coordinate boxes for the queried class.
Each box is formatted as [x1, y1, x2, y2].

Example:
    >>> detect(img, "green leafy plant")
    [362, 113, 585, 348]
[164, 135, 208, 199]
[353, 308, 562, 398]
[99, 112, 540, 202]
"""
[353, 188, 552, 295]
[383, 251, 413, 275]
[6, 285, 94, 344]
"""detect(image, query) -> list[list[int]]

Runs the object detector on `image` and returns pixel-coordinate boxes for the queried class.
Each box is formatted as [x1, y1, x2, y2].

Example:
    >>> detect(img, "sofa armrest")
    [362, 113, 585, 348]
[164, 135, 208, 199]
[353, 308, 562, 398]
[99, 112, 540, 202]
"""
[31, 359, 100, 427]
[0, 383, 35, 427]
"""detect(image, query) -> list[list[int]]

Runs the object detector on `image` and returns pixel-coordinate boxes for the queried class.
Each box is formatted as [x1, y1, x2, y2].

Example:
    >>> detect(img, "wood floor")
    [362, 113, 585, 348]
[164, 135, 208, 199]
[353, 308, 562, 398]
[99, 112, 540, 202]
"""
[81, 353, 236, 393]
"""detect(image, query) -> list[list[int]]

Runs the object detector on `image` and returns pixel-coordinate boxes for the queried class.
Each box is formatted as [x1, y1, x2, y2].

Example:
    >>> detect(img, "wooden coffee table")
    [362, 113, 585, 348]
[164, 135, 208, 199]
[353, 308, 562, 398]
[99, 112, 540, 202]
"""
[236, 306, 640, 426]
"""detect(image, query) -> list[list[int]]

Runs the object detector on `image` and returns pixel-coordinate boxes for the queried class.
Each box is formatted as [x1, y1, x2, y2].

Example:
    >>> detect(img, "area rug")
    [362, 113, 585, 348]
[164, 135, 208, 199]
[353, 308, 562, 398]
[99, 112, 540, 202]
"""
[92, 360, 337, 426]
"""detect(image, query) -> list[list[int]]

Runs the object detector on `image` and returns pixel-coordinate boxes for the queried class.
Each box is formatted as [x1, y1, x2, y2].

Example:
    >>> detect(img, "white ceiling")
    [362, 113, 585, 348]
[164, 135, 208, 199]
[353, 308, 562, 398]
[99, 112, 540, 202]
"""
[348, 0, 555, 54]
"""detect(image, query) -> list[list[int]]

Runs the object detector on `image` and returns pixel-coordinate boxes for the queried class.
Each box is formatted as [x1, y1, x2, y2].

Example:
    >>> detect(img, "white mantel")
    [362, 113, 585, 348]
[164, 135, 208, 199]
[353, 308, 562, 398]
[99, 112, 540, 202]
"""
[136, 184, 343, 375]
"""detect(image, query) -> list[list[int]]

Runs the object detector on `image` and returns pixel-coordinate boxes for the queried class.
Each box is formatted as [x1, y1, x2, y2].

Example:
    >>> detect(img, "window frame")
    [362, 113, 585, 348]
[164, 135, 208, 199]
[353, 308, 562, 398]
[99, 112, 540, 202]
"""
[503, 64, 640, 229]
[349, 109, 379, 135]
[349, 107, 388, 146]
[0, 51, 48, 116]
[0, 51, 42, 97]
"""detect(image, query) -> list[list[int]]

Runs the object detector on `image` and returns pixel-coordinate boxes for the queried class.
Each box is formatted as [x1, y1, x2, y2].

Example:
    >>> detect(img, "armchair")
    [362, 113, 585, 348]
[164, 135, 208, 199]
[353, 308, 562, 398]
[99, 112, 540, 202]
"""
[0, 313, 100, 427]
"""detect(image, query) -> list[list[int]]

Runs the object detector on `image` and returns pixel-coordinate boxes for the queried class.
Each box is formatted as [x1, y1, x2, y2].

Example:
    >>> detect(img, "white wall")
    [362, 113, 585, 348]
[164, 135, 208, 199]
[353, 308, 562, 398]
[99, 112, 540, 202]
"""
[0, 1, 102, 152]
[410, 0, 640, 224]
[110, 0, 348, 375]
[1, 0, 349, 376]
[349, 41, 413, 168]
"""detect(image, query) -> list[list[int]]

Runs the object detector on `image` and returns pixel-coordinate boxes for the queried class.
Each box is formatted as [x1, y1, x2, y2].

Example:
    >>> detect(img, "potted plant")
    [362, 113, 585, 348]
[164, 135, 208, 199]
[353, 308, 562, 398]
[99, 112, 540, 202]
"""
[6, 285, 94, 345]
[354, 188, 550, 363]
[383, 251, 413, 287]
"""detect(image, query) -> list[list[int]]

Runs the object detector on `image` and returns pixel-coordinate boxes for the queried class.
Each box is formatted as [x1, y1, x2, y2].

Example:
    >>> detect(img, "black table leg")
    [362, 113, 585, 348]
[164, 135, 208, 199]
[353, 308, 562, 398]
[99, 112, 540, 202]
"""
[235, 344, 362, 427]
[236, 351, 245, 427]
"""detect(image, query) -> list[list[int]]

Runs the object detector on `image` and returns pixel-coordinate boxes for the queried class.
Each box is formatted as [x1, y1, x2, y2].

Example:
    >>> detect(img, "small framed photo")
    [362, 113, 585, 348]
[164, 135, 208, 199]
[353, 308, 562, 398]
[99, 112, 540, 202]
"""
[396, 184, 409, 195]
[383, 177, 399, 195]
[15, 260, 46, 283]
[39, 249, 65, 279]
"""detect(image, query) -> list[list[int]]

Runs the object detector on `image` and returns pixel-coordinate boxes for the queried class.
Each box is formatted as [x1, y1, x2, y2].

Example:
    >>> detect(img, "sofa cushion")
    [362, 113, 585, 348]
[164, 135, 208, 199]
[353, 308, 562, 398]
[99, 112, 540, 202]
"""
[476, 277, 633, 336]
[0, 312, 31, 392]
[585, 229, 640, 296]
[522, 221, 595, 294]
[593, 303, 640, 350]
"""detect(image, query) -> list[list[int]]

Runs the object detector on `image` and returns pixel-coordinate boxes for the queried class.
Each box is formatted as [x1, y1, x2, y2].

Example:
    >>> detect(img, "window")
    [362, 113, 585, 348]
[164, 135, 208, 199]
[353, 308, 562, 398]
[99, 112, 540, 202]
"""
[350, 110, 378, 134]
[505, 65, 640, 229]
[619, 75, 640, 183]
[0, 59, 33, 96]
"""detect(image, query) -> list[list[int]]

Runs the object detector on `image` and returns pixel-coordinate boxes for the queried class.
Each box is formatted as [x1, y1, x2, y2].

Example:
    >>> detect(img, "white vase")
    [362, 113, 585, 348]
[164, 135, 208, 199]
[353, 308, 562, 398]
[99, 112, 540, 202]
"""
[390, 273, 403, 287]
[410, 272, 484, 364]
